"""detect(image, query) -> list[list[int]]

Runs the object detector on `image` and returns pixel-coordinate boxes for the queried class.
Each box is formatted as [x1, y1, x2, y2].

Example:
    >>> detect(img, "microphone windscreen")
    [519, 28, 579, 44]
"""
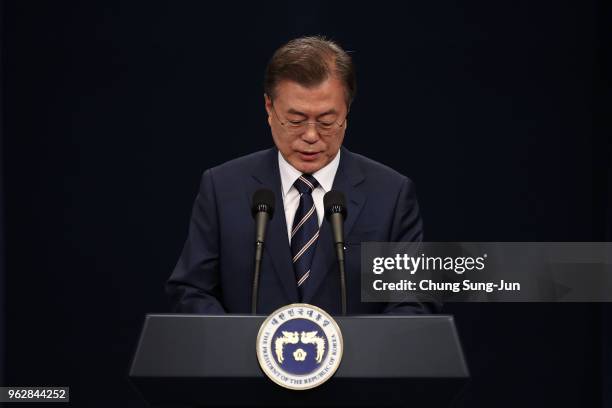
[324, 190, 347, 220]
[252, 188, 275, 218]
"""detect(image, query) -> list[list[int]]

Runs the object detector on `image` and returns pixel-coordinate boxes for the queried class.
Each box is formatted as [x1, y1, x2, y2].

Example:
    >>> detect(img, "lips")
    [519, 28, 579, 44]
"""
[298, 151, 320, 161]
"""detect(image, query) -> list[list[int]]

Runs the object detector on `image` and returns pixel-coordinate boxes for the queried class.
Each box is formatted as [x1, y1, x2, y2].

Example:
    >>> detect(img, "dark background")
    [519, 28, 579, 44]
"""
[2, 1, 611, 407]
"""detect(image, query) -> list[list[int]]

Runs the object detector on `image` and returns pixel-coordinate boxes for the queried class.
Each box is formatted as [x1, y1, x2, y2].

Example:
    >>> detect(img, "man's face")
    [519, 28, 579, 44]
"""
[265, 76, 348, 174]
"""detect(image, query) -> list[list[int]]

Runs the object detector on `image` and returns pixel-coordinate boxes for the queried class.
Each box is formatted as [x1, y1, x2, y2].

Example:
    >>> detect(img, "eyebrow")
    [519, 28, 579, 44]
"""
[286, 108, 339, 119]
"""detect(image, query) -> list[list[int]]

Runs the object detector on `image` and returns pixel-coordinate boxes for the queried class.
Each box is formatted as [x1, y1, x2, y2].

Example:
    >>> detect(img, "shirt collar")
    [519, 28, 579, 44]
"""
[278, 149, 341, 197]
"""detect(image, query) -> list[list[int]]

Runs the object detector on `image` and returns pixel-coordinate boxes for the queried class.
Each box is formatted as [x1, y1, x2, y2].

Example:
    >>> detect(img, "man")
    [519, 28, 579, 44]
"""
[166, 36, 435, 315]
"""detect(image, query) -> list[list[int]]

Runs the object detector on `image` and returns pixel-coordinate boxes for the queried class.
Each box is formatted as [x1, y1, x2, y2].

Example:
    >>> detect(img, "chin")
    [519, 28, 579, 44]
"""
[296, 161, 324, 174]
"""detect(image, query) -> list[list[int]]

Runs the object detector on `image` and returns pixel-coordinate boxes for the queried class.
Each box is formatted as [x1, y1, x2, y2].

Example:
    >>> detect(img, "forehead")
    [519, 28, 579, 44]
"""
[273, 77, 347, 115]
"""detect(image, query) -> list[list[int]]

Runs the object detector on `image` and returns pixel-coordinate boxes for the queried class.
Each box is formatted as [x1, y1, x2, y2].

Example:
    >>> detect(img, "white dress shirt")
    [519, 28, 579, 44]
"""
[278, 150, 341, 243]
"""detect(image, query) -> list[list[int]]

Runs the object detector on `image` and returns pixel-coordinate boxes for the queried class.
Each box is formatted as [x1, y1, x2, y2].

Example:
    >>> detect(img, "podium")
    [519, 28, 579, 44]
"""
[129, 314, 469, 407]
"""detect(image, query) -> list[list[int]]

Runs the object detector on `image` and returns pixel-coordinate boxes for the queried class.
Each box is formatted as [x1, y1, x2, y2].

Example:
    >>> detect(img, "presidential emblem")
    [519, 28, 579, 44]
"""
[256, 303, 343, 390]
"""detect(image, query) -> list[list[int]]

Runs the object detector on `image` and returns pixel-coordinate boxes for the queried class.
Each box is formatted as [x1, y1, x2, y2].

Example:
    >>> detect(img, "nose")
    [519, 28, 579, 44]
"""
[301, 123, 320, 143]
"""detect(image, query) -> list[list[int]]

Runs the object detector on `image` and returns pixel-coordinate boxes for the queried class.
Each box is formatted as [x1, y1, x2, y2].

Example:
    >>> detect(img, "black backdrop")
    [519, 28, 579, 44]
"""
[2, 1, 611, 407]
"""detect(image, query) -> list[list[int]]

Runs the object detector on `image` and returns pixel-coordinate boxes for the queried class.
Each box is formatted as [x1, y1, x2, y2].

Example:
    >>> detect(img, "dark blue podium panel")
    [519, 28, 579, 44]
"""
[129, 314, 468, 407]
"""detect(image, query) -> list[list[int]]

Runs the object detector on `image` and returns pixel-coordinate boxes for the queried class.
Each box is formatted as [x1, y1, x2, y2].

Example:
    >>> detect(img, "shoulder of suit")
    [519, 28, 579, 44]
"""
[346, 149, 414, 186]
[205, 148, 274, 175]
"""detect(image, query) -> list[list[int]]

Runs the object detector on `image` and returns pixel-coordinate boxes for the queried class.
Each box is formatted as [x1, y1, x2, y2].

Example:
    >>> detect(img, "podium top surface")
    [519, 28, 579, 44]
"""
[130, 314, 468, 379]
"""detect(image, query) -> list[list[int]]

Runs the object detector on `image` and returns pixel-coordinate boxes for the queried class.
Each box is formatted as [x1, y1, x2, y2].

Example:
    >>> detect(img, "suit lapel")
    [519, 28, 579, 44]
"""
[302, 147, 366, 303]
[247, 148, 299, 304]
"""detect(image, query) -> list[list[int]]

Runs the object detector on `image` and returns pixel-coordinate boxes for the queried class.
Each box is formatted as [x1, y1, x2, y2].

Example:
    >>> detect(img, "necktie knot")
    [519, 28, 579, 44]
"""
[294, 174, 319, 195]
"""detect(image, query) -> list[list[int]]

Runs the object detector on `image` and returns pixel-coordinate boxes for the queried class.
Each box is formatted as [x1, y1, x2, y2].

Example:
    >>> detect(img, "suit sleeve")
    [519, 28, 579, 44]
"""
[165, 169, 226, 314]
[383, 177, 442, 314]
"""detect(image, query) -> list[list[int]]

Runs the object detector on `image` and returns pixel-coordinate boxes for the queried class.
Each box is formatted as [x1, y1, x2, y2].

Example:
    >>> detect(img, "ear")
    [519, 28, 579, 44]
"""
[344, 104, 350, 131]
[264, 94, 273, 126]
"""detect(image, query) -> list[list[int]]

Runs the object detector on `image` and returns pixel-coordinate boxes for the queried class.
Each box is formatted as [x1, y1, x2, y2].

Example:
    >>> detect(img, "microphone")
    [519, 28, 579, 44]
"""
[324, 191, 348, 315]
[251, 189, 275, 314]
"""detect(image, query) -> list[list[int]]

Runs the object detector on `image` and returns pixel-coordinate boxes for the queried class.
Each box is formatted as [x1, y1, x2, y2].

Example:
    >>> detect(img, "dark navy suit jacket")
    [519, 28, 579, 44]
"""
[166, 147, 435, 315]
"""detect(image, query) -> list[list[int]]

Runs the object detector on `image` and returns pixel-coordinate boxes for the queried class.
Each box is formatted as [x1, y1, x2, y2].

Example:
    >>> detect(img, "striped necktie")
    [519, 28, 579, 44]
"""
[291, 174, 320, 299]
